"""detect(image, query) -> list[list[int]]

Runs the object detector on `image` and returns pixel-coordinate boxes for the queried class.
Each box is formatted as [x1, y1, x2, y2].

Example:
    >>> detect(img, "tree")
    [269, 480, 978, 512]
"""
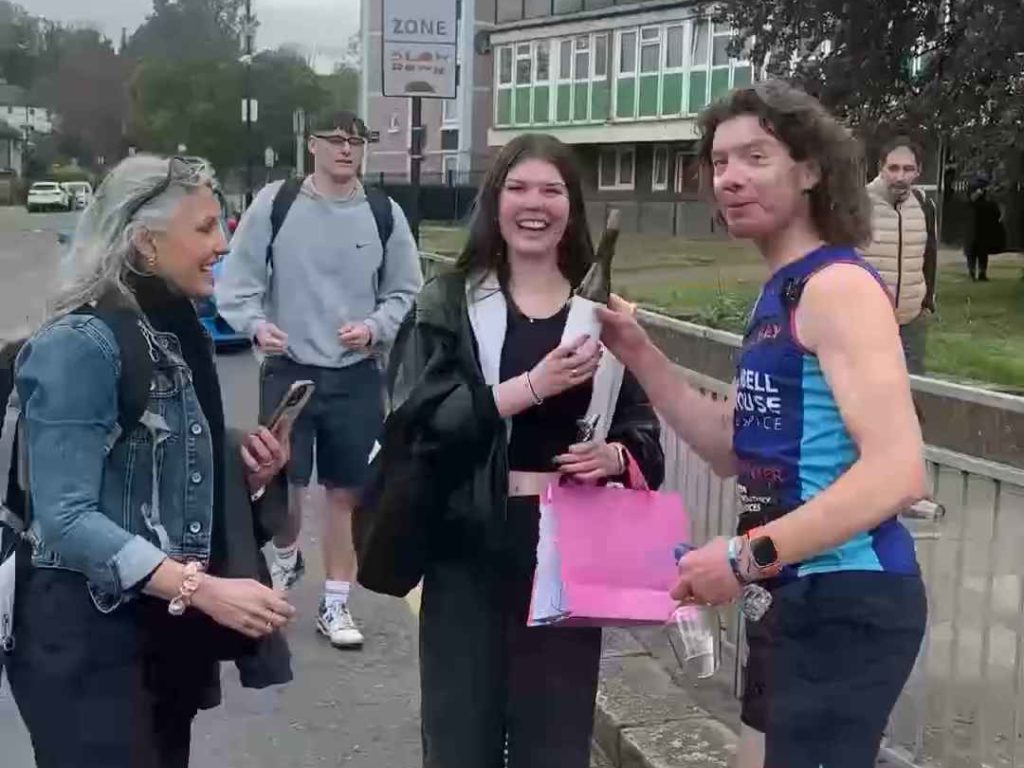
[250, 48, 329, 167]
[715, 0, 1024, 184]
[321, 61, 360, 115]
[124, 0, 245, 62]
[0, 1, 43, 88]
[127, 57, 243, 171]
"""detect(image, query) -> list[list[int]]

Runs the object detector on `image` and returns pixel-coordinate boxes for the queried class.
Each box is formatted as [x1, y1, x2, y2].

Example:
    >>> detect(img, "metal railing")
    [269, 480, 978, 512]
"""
[664, 366, 1024, 768]
[418, 251, 1024, 767]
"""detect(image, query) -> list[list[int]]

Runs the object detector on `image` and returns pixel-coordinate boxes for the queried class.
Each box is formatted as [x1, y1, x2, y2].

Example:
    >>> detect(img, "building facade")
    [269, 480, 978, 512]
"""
[361, 0, 496, 181]
[0, 84, 55, 138]
[488, 0, 752, 235]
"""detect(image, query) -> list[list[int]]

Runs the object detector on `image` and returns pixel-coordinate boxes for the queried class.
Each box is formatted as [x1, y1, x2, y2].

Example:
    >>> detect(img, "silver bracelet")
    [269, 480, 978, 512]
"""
[524, 371, 543, 405]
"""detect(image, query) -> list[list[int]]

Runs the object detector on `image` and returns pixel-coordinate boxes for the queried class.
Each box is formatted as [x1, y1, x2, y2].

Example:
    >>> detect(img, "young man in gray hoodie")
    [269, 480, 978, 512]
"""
[216, 111, 422, 648]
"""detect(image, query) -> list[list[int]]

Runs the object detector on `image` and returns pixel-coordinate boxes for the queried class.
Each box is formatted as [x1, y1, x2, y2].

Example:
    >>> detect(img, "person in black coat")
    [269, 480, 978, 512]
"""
[965, 182, 1006, 281]
[369, 134, 664, 768]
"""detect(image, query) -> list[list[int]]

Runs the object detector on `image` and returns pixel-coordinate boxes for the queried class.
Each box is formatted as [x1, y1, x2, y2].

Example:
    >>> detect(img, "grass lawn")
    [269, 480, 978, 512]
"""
[420, 224, 1024, 391]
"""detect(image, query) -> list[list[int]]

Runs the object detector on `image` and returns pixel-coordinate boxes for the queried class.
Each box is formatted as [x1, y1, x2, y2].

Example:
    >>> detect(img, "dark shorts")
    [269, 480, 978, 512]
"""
[259, 356, 384, 490]
[741, 571, 926, 768]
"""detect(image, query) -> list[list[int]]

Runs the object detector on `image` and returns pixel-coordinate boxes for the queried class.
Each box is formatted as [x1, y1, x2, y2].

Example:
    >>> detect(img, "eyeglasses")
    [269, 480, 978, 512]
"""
[311, 134, 367, 147]
[125, 155, 219, 223]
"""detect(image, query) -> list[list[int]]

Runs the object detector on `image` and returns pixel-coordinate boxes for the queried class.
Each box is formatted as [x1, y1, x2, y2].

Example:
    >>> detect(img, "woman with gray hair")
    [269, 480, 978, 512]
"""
[5, 154, 295, 767]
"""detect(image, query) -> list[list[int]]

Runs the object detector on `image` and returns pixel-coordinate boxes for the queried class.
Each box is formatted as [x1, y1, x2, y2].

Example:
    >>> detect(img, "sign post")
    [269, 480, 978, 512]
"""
[381, 0, 458, 244]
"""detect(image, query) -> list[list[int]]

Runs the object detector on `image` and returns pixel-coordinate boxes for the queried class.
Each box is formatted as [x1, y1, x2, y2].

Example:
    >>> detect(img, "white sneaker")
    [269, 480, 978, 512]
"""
[270, 550, 305, 591]
[317, 600, 365, 649]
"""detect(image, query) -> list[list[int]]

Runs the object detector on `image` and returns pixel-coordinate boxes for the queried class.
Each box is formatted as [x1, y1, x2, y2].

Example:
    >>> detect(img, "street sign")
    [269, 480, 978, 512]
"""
[381, 0, 458, 99]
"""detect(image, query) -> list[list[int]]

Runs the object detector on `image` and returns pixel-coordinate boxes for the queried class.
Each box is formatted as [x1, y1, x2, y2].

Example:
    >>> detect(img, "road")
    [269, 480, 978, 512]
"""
[0, 210, 423, 767]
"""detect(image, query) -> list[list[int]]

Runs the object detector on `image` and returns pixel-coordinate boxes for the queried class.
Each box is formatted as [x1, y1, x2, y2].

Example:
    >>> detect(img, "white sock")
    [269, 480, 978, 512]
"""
[274, 543, 298, 570]
[324, 580, 350, 610]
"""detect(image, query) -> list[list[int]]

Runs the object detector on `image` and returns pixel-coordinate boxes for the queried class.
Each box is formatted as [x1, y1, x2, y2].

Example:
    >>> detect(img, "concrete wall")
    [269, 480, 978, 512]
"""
[641, 314, 1024, 469]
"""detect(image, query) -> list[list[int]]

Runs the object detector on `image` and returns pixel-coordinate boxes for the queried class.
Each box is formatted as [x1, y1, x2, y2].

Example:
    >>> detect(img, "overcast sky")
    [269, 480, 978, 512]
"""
[25, 0, 360, 73]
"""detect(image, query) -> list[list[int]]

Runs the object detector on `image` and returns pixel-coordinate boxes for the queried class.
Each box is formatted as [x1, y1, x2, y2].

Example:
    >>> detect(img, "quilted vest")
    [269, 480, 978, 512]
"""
[862, 176, 928, 325]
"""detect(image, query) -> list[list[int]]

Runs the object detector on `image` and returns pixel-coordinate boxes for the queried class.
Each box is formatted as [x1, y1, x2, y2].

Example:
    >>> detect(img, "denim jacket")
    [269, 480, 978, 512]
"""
[15, 312, 215, 612]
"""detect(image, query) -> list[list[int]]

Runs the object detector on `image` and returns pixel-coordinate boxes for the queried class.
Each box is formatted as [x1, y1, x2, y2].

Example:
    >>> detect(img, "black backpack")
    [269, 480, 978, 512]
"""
[0, 301, 154, 553]
[265, 178, 395, 270]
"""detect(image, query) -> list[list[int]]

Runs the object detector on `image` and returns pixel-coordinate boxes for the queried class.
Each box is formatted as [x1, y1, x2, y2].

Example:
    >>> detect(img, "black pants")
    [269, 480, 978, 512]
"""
[966, 246, 990, 280]
[419, 497, 602, 768]
[7, 565, 207, 768]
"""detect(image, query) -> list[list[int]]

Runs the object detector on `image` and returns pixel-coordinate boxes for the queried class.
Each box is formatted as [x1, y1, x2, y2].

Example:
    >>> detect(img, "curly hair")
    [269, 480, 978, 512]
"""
[456, 133, 594, 288]
[697, 79, 872, 248]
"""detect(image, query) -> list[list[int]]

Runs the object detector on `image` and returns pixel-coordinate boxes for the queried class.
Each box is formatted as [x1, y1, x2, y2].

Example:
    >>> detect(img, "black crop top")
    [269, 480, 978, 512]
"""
[499, 298, 592, 472]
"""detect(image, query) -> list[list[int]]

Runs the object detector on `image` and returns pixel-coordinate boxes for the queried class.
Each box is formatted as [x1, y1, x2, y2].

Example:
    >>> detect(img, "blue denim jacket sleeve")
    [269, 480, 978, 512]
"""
[16, 318, 167, 597]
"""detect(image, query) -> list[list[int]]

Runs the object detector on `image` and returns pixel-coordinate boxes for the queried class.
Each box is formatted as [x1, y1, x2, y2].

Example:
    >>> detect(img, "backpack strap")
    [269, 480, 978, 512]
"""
[365, 187, 395, 248]
[84, 299, 156, 434]
[266, 177, 304, 269]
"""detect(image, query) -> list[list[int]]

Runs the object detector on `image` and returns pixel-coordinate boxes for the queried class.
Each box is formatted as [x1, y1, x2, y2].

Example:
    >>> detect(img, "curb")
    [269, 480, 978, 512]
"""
[593, 629, 738, 768]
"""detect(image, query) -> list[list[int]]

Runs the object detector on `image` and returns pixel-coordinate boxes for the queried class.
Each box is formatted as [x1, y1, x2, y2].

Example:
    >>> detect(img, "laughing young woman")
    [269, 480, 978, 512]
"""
[381, 134, 664, 768]
[599, 81, 928, 768]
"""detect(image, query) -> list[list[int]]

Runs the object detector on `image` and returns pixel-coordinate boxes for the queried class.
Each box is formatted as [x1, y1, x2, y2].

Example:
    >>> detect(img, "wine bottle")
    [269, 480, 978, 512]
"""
[576, 209, 621, 305]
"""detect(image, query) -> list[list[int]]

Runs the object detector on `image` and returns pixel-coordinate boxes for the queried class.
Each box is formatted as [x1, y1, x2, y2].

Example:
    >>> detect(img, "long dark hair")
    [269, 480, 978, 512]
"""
[456, 133, 594, 287]
[697, 80, 872, 248]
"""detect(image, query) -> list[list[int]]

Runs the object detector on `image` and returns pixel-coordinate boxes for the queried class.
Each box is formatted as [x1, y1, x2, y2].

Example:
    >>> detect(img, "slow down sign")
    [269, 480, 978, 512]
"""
[382, 0, 458, 98]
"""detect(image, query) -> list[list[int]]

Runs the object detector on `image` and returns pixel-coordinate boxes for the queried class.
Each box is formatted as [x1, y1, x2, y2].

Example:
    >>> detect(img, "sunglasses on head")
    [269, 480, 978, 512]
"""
[311, 133, 367, 147]
[125, 156, 219, 222]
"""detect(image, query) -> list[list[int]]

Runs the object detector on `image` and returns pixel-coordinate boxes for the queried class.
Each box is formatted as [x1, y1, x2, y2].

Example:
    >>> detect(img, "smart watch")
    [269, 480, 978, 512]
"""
[745, 527, 782, 579]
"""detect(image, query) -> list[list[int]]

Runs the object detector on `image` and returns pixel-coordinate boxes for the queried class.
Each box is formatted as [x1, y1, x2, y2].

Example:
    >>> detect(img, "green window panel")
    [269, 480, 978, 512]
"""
[533, 86, 550, 124]
[515, 86, 531, 124]
[591, 81, 611, 122]
[688, 71, 707, 113]
[733, 64, 752, 88]
[573, 83, 589, 121]
[661, 73, 683, 116]
[615, 77, 636, 119]
[710, 68, 730, 102]
[556, 84, 572, 122]
[638, 75, 658, 117]
[497, 89, 512, 125]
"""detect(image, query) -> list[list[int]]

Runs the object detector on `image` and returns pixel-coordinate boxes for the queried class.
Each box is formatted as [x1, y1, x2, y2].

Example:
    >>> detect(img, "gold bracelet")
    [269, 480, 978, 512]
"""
[168, 561, 204, 616]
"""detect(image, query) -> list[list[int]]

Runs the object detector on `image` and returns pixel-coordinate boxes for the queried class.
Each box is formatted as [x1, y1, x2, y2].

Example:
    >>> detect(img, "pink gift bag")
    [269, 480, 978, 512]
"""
[528, 478, 689, 628]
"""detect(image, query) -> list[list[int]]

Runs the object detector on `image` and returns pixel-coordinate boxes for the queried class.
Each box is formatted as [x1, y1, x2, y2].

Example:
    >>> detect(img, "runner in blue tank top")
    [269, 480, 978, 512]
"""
[598, 80, 927, 768]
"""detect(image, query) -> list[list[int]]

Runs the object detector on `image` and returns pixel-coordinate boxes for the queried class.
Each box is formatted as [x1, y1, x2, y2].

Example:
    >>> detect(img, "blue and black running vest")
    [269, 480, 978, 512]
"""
[732, 245, 919, 578]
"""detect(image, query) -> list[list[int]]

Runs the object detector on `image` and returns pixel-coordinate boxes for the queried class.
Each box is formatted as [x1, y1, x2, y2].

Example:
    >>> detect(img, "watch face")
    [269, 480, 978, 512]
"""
[751, 536, 778, 568]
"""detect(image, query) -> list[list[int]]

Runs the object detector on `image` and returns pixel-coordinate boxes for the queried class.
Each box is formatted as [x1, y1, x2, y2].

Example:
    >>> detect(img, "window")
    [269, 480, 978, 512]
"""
[574, 36, 589, 82]
[536, 40, 551, 82]
[674, 152, 700, 193]
[652, 146, 669, 191]
[442, 154, 459, 182]
[691, 20, 710, 67]
[640, 27, 661, 73]
[554, 0, 582, 12]
[618, 31, 637, 74]
[593, 34, 608, 78]
[499, 47, 513, 85]
[497, 0, 524, 23]
[525, 0, 551, 19]
[515, 43, 532, 84]
[442, 98, 459, 124]
[560, 39, 573, 79]
[598, 146, 635, 190]
[712, 26, 731, 66]
[665, 25, 684, 69]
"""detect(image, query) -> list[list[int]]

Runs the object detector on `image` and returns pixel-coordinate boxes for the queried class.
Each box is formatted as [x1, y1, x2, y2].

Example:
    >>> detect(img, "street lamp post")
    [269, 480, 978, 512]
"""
[243, 0, 255, 208]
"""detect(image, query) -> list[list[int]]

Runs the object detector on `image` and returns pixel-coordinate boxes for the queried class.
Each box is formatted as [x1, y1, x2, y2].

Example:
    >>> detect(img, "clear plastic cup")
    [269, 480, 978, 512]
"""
[668, 604, 719, 679]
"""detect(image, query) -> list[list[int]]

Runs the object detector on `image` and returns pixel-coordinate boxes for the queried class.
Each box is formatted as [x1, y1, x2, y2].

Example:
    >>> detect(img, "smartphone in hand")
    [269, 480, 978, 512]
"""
[264, 380, 316, 435]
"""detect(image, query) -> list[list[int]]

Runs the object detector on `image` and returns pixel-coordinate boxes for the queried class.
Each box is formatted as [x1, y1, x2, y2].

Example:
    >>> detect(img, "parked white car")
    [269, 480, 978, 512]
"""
[62, 181, 93, 210]
[26, 181, 70, 213]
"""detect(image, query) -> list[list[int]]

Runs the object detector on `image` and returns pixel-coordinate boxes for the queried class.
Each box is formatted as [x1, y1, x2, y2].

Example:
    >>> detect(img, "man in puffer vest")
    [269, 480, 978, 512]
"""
[863, 137, 938, 374]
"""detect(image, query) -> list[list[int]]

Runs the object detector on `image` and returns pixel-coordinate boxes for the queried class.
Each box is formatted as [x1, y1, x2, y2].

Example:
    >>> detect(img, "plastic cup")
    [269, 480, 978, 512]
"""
[668, 604, 719, 679]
